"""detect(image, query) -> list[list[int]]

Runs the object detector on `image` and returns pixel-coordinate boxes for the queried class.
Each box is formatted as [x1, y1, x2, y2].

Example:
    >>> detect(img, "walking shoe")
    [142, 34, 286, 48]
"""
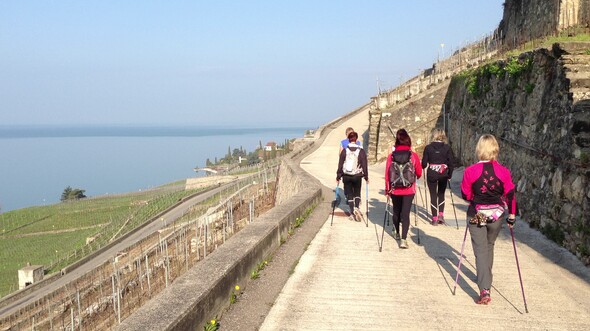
[348, 209, 356, 221]
[394, 232, 401, 240]
[353, 208, 363, 222]
[431, 216, 438, 226]
[438, 215, 445, 224]
[476, 289, 491, 305]
[400, 239, 408, 249]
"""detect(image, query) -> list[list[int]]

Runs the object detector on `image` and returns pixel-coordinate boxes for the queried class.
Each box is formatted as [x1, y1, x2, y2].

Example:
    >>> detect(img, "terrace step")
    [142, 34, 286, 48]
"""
[559, 41, 590, 55]
[571, 87, 590, 102]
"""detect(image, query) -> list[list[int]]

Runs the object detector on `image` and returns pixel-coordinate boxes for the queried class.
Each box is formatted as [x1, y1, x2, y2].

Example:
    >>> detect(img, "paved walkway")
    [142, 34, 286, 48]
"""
[260, 109, 590, 330]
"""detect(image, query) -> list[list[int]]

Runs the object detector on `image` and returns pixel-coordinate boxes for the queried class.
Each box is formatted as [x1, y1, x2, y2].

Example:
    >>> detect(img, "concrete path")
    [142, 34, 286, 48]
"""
[260, 109, 590, 330]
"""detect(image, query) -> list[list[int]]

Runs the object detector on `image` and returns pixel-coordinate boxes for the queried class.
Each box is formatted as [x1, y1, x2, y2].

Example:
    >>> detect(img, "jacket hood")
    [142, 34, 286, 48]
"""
[430, 141, 447, 152]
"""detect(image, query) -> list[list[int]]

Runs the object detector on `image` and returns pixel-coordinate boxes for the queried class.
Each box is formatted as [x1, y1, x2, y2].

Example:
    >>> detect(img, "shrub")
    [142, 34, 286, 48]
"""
[505, 57, 532, 78]
[466, 75, 480, 97]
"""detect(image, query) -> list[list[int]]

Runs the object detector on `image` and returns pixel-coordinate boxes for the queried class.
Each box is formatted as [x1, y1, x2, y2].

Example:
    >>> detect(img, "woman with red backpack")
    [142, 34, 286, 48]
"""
[384, 129, 422, 248]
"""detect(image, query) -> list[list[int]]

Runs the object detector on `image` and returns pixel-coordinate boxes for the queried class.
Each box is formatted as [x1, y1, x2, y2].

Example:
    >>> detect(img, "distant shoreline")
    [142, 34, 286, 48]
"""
[0, 126, 307, 211]
[0, 125, 311, 139]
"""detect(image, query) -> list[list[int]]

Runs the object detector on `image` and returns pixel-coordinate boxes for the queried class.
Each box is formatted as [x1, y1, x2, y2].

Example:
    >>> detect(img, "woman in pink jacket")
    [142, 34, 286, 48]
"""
[384, 129, 422, 249]
[461, 134, 517, 305]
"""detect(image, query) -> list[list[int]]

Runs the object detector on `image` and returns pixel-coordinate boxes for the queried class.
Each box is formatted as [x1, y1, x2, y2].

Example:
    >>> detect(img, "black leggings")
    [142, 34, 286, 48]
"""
[427, 179, 447, 217]
[342, 175, 362, 212]
[390, 194, 414, 240]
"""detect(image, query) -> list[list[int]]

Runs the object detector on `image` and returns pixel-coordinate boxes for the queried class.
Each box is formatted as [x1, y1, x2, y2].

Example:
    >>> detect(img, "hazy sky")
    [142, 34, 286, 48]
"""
[0, 1, 504, 128]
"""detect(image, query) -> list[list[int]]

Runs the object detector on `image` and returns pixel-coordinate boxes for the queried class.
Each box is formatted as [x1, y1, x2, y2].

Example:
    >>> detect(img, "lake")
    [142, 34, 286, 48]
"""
[0, 125, 308, 212]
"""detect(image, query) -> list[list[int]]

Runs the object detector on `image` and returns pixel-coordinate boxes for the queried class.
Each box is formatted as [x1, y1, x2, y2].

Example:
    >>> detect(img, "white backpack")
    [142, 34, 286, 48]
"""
[343, 146, 362, 175]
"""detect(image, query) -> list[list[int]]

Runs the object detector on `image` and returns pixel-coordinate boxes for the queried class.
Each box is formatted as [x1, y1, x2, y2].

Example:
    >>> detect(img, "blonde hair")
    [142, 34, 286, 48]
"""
[430, 128, 447, 143]
[345, 127, 354, 136]
[476, 134, 499, 161]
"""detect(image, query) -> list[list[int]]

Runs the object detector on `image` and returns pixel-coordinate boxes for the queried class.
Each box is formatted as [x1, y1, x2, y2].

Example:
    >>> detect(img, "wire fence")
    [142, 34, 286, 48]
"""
[0, 165, 278, 331]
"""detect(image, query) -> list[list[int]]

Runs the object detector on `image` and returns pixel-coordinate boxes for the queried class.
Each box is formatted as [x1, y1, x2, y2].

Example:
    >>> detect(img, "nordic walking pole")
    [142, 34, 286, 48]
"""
[448, 179, 459, 230]
[453, 224, 469, 295]
[379, 195, 389, 252]
[365, 182, 369, 227]
[510, 226, 529, 313]
[423, 173, 429, 217]
[386, 192, 391, 227]
[330, 184, 340, 226]
[417, 182, 425, 219]
[417, 179, 425, 207]
[414, 196, 420, 245]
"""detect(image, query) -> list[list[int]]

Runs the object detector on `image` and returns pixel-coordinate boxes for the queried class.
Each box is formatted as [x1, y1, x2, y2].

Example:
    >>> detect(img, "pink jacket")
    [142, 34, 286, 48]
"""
[461, 160, 517, 216]
[384, 146, 423, 195]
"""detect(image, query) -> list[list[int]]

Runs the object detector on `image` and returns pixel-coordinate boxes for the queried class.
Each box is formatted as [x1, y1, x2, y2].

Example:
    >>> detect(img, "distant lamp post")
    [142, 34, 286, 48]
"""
[440, 43, 445, 60]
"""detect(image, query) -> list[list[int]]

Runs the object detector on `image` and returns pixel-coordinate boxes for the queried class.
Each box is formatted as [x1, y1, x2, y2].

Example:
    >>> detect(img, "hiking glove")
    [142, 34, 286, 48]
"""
[506, 217, 515, 226]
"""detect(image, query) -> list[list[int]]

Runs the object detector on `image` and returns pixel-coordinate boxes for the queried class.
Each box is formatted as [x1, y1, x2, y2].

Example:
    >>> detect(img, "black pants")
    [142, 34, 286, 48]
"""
[390, 194, 414, 240]
[427, 178, 447, 218]
[342, 175, 362, 212]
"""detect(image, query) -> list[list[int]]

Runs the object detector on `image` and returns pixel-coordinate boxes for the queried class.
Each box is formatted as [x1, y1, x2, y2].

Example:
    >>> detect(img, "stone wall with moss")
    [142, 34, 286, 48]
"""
[444, 46, 590, 264]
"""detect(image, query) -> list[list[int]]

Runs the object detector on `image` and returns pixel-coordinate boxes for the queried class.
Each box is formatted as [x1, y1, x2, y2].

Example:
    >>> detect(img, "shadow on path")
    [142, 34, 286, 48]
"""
[416, 228, 528, 313]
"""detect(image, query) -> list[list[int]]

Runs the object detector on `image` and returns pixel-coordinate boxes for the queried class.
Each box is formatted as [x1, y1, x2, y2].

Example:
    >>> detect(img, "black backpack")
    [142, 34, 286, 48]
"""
[389, 150, 416, 189]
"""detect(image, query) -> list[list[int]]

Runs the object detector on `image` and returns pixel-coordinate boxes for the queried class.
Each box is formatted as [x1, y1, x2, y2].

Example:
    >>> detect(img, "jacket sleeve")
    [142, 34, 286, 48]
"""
[461, 166, 473, 201]
[421, 145, 429, 169]
[499, 164, 517, 214]
[413, 152, 423, 179]
[384, 153, 392, 193]
[336, 149, 346, 181]
[361, 149, 369, 181]
[505, 189, 517, 215]
[446, 145, 455, 178]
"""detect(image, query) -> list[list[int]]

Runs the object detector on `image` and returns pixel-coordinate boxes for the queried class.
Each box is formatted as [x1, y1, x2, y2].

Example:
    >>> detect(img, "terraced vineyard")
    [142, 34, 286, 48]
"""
[0, 181, 202, 297]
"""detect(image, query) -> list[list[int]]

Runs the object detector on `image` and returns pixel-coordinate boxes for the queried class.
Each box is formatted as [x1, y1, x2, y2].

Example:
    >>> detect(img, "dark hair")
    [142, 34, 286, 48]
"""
[395, 128, 411, 147]
[347, 131, 358, 142]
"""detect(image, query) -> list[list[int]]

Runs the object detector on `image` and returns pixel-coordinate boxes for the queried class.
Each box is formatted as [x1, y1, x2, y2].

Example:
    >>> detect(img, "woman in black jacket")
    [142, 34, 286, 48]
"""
[421, 128, 454, 225]
[336, 131, 369, 222]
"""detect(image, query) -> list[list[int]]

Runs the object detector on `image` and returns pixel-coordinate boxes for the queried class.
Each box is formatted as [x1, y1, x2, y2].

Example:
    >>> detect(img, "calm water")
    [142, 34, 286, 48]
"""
[0, 126, 307, 212]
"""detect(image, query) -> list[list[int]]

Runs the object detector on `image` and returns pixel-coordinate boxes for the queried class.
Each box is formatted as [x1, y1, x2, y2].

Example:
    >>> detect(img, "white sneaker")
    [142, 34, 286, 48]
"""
[400, 239, 408, 249]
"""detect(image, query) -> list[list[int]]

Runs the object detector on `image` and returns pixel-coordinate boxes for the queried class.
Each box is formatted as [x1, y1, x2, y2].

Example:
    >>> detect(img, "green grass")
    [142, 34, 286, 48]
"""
[0, 182, 204, 297]
[504, 33, 590, 58]
[0, 228, 98, 295]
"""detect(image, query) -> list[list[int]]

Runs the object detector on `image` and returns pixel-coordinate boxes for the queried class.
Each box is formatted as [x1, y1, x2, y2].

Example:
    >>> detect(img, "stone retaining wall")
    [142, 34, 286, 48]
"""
[185, 175, 238, 190]
[444, 46, 590, 264]
[500, 0, 590, 47]
[118, 157, 322, 330]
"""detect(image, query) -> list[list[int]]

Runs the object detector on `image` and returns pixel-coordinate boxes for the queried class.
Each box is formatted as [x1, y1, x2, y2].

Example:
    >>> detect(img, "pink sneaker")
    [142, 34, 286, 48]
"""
[432, 216, 438, 226]
[476, 289, 491, 305]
